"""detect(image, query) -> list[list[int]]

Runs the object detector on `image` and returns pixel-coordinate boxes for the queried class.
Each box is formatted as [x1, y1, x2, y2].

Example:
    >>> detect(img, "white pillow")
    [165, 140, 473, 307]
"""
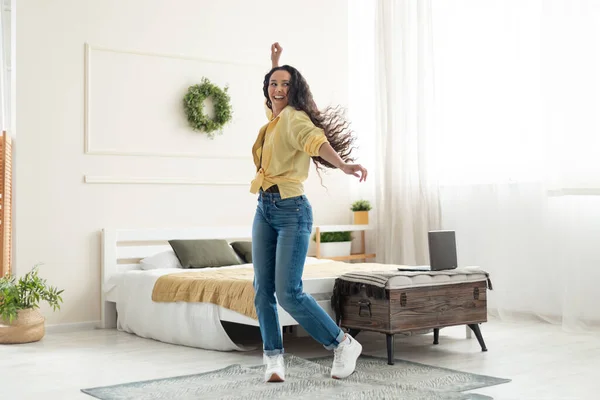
[139, 250, 183, 270]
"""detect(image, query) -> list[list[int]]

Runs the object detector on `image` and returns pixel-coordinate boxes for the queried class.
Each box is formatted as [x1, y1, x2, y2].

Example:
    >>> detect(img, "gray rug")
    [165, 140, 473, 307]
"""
[81, 354, 510, 400]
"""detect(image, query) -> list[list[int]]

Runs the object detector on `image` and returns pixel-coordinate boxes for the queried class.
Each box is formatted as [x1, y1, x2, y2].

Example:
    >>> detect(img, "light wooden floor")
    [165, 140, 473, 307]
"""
[2, 317, 598, 399]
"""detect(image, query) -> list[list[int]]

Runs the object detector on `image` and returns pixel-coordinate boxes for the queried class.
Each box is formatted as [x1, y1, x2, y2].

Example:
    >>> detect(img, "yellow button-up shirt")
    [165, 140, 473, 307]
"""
[250, 105, 328, 199]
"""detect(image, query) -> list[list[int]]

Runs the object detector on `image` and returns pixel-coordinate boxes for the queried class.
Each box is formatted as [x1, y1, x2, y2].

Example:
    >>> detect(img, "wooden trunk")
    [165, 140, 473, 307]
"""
[339, 281, 487, 334]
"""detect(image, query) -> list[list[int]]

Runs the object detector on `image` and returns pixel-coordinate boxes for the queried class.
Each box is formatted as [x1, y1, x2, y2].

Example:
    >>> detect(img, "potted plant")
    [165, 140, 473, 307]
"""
[351, 200, 372, 225]
[313, 231, 352, 258]
[0, 264, 64, 344]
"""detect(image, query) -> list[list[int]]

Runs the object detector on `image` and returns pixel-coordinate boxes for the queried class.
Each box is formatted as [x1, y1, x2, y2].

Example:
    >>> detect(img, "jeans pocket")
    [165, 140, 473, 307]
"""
[273, 197, 302, 212]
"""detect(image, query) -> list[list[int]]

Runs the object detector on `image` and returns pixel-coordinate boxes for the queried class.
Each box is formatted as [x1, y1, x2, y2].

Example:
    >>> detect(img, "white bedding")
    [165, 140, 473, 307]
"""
[106, 257, 332, 352]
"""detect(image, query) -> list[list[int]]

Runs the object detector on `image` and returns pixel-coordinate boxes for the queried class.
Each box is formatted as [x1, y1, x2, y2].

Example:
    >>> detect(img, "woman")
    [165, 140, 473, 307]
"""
[250, 42, 368, 383]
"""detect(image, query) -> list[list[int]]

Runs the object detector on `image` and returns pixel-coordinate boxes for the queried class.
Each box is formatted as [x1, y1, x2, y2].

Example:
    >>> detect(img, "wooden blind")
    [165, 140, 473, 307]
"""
[0, 131, 12, 276]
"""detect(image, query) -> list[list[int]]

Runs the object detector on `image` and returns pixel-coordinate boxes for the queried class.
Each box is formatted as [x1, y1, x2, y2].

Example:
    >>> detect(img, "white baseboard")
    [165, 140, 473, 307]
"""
[45, 320, 101, 334]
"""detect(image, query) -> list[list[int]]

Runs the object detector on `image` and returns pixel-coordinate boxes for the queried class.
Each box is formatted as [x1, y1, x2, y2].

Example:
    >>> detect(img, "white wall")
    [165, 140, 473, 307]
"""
[16, 0, 358, 325]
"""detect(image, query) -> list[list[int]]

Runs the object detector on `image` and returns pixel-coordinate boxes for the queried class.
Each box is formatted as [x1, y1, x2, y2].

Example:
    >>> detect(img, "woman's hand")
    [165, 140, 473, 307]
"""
[341, 162, 368, 182]
[271, 42, 282, 68]
[317, 142, 368, 182]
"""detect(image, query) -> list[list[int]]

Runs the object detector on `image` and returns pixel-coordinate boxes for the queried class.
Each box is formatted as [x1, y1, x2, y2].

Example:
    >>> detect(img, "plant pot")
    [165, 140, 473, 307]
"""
[0, 308, 45, 344]
[319, 241, 352, 258]
[353, 211, 369, 225]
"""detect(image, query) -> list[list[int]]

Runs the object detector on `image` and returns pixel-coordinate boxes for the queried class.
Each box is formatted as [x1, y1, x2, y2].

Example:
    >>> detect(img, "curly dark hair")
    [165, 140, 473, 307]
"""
[263, 65, 357, 173]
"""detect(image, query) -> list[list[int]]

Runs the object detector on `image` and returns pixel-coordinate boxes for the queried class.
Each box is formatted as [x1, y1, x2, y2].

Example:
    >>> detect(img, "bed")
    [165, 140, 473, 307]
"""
[100, 226, 394, 351]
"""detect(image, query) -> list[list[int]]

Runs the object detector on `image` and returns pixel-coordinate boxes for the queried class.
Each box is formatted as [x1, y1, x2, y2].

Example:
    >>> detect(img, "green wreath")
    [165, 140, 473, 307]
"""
[183, 78, 233, 138]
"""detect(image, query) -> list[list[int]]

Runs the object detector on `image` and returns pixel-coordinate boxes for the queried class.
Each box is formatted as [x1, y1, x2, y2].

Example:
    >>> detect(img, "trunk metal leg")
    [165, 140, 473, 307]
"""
[468, 324, 488, 352]
[386, 334, 395, 365]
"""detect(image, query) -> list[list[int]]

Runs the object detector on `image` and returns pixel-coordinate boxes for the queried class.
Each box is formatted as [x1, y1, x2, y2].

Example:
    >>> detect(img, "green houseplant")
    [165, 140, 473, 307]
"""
[351, 200, 372, 225]
[0, 264, 64, 344]
[313, 231, 353, 258]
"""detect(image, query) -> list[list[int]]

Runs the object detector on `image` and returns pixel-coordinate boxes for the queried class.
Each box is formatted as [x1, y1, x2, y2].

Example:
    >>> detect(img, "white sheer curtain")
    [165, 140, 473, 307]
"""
[372, 0, 442, 265]
[432, 0, 600, 332]
[349, 0, 600, 332]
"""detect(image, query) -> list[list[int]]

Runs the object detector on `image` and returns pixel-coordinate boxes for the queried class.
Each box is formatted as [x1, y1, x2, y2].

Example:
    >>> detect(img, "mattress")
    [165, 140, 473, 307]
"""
[104, 257, 336, 352]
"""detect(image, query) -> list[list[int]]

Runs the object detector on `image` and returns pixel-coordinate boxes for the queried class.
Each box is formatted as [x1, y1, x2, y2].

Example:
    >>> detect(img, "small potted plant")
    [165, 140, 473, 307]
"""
[351, 200, 372, 225]
[313, 231, 353, 258]
[0, 264, 64, 344]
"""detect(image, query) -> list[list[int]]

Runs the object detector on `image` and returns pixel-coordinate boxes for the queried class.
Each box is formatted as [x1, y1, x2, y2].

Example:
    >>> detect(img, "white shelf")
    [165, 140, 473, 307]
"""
[314, 224, 375, 262]
[314, 224, 373, 233]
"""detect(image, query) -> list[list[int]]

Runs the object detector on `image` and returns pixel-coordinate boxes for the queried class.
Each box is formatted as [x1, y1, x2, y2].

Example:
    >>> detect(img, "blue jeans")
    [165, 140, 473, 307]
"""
[252, 190, 346, 356]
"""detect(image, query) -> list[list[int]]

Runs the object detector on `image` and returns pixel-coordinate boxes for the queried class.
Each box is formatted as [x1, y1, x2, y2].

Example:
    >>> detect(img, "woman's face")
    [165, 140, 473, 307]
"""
[268, 70, 291, 109]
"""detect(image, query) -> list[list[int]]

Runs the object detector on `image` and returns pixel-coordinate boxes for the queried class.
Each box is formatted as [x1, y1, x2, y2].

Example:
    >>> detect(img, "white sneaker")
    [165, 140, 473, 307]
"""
[331, 334, 362, 379]
[264, 354, 285, 383]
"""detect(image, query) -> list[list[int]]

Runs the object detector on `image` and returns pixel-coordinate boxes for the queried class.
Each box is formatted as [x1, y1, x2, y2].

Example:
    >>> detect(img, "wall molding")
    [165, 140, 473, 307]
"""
[83, 43, 258, 160]
[547, 188, 600, 197]
[84, 175, 248, 186]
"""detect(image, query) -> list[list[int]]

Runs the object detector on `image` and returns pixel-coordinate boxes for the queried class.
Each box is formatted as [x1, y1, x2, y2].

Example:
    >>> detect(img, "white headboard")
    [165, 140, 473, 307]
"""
[101, 226, 252, 286]
[99, 226, 253, 328]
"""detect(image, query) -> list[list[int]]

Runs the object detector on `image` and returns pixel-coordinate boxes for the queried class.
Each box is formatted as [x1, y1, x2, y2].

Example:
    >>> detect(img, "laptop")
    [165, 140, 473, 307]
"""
[397, 230, 458, 272]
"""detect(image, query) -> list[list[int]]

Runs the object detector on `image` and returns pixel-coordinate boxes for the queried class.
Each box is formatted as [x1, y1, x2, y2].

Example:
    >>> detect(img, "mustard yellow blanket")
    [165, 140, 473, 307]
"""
[151, 261, 400, 320]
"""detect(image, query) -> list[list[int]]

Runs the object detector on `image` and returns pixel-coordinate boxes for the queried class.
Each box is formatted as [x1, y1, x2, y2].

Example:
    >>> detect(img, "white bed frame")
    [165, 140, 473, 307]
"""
[100, 225, 349, 331]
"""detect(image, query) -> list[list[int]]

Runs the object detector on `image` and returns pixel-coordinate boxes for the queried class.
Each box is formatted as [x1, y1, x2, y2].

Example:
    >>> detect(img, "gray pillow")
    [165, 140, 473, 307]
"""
[231, 241, 253, 263]
[168, 239, 242, 269]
